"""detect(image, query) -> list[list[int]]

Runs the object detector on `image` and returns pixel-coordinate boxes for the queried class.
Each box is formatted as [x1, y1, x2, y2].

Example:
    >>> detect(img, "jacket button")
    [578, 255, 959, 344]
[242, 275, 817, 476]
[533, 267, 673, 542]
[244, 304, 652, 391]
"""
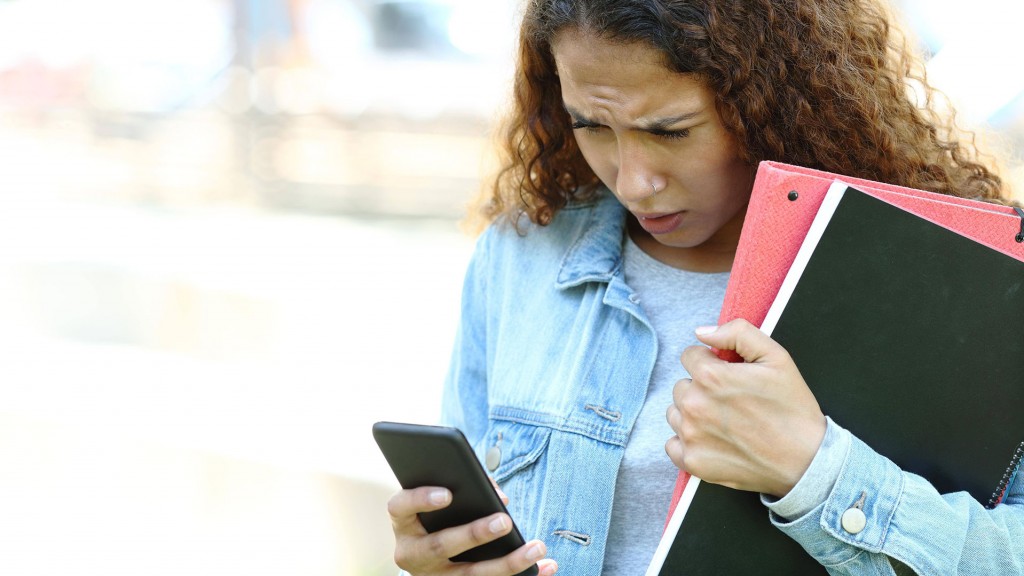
[485, 445, 501, 471]
[841, 507, 867, 534]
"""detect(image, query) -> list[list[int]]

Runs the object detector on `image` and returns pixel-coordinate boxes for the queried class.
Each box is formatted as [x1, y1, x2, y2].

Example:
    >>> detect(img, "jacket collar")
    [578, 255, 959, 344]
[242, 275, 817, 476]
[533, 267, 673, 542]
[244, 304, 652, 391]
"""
[555, 189, 628, 289]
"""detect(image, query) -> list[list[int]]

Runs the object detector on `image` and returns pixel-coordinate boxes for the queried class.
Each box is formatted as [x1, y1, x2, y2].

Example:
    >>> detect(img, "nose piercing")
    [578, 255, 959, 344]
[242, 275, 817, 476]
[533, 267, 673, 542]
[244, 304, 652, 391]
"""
[651, 182, 660, 195]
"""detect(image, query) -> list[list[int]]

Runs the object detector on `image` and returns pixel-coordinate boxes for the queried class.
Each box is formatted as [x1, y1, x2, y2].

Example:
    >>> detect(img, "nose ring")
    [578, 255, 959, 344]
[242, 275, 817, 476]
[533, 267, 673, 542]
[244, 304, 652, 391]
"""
[651, 182, 660, 195]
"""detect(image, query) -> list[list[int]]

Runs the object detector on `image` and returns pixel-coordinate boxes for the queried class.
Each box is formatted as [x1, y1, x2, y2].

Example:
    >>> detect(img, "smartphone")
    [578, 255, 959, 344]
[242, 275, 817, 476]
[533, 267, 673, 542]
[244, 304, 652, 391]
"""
[372, 421, 539, 576]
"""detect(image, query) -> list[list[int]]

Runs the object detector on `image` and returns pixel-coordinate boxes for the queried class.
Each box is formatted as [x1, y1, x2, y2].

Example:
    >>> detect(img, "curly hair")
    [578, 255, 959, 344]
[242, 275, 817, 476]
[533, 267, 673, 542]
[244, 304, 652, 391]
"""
[471, 0, 1007, 229]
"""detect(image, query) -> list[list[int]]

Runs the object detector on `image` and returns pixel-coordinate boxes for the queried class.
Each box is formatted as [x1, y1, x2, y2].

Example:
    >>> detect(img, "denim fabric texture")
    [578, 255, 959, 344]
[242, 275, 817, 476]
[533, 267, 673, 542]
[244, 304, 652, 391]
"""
[438, 189, 1024, 576]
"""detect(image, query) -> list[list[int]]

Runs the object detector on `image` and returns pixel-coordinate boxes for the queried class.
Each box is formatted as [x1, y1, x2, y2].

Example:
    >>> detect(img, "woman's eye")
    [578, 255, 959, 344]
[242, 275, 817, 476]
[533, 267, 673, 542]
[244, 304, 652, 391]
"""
[650, 128, 690, 140]
[570, 121, 689, 140]
[571, 121, 605, 134]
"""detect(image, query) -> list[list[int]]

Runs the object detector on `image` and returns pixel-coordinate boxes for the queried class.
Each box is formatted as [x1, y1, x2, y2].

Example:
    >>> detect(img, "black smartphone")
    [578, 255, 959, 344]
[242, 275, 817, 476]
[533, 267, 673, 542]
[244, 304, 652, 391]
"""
[372, 421, 539, 576]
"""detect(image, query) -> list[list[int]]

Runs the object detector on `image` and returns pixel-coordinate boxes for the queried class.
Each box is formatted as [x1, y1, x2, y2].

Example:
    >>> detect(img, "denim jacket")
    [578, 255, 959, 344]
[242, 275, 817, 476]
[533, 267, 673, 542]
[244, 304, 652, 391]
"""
[439, 190, 1024, 576]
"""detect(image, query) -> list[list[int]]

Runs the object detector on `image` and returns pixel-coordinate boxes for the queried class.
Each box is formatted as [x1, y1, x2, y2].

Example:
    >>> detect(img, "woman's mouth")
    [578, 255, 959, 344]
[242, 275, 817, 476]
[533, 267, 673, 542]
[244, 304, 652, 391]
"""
[635, 211, 685, 235]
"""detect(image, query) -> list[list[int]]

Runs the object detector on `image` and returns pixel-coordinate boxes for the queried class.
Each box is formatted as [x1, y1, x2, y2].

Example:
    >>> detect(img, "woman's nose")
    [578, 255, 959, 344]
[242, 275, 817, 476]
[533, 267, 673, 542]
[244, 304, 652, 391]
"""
[615, 141, 661, 202]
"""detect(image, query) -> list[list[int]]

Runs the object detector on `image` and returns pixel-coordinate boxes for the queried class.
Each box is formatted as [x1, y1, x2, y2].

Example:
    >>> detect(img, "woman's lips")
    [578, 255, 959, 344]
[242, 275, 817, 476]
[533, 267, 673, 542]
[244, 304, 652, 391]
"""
[635, 211, 685, 235]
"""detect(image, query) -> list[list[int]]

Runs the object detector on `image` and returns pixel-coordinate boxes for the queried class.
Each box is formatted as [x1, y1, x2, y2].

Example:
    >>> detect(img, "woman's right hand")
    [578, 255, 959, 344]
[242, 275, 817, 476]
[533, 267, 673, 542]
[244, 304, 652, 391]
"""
[387, 486, 558, 576]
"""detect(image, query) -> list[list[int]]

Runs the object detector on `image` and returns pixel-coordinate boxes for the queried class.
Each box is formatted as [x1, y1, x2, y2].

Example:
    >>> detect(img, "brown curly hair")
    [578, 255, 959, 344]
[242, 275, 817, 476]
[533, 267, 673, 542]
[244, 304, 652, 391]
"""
[470, 0, 1007, 230]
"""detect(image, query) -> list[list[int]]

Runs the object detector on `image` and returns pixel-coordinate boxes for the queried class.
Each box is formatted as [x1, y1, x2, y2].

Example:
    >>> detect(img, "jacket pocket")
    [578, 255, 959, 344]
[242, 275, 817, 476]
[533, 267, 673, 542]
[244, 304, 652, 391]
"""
[482, 417, 552, 484]
[479, 413, 555, 536]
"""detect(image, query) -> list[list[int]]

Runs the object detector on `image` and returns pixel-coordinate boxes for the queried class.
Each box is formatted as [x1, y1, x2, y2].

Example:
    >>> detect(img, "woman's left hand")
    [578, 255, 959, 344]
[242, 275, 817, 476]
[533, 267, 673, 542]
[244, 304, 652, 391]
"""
[666, 318, 827, 498]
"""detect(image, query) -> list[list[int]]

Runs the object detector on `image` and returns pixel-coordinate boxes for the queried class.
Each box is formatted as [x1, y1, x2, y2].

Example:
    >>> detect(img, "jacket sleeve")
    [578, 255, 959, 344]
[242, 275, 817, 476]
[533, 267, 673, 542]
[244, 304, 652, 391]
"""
[438, 228, 493, 447]
[768, 420, 1024, 575]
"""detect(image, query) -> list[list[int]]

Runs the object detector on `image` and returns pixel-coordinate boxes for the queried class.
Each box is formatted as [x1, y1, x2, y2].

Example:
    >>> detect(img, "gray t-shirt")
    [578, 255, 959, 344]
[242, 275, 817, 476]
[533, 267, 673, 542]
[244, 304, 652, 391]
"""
[600, 233, 729, 575]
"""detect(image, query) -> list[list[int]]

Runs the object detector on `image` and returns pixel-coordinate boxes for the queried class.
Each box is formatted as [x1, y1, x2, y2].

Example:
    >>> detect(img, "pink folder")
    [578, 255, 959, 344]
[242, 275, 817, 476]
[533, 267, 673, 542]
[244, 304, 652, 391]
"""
[667, 160, 1024, 519]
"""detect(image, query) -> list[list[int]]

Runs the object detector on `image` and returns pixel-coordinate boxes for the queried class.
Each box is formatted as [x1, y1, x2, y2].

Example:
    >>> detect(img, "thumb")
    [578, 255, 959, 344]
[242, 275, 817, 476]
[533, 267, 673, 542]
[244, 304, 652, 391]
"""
[694, 319, 781, 364]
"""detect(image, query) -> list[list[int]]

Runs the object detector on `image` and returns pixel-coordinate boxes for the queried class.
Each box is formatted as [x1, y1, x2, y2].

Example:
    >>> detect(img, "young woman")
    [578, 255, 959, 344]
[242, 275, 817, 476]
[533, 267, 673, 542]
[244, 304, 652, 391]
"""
[385, 1, 1019, 574]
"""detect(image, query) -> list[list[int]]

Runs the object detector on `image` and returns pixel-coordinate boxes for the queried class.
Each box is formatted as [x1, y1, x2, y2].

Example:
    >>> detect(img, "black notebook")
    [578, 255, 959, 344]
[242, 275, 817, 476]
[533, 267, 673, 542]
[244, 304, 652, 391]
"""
[648, 182, 1024, 575]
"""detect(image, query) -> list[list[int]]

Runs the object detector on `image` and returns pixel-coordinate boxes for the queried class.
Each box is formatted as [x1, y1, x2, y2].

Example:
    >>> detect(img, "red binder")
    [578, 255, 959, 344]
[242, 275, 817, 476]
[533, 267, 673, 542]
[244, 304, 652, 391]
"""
[667, 160, 1024, 519]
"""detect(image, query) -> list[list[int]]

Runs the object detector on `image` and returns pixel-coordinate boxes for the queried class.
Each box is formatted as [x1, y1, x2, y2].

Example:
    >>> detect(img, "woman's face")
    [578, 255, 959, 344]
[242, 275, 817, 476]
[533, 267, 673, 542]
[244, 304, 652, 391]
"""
[551, 30, 755, 271]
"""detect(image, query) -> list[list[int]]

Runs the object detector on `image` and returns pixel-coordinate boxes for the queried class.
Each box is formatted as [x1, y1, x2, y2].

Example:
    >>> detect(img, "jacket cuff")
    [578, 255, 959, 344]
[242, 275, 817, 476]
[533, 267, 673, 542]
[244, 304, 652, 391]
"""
[765, 421, 906, 566]
[763, 416, 848, 520]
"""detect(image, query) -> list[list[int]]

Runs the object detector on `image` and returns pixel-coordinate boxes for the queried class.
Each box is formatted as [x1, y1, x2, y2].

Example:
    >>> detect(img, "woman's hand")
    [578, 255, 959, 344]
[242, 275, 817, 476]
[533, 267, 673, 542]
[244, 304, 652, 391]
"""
[387, 485, 558, 576]
[666, 319, 827, 497]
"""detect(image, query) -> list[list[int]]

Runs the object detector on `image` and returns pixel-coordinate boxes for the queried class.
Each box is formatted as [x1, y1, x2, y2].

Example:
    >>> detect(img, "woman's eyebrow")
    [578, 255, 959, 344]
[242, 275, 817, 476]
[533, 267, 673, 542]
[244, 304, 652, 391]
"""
[563, 104, 594, 123]
[563, 104, 700, 129]
[636, 111, 701, 131]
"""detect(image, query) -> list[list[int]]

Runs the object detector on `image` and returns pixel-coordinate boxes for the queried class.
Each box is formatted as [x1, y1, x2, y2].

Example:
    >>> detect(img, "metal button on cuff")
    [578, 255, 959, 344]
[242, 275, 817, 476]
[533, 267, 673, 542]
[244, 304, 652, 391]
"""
[841, 491, 868, 534]
[841, 507, 867, 534]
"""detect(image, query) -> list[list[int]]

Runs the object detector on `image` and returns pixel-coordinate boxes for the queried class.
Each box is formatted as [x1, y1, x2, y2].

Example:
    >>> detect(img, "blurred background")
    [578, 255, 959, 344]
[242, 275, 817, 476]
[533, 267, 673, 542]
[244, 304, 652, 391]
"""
[0, 1, 1021, 575]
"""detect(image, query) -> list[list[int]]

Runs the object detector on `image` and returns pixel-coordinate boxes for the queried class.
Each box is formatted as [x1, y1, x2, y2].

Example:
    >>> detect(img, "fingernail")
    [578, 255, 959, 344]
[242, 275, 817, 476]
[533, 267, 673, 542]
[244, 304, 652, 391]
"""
[429, 489, 450, 506]
[525, 542, 544, 561]
[695, 325, 717, 336]
[489, 515, 509, 533]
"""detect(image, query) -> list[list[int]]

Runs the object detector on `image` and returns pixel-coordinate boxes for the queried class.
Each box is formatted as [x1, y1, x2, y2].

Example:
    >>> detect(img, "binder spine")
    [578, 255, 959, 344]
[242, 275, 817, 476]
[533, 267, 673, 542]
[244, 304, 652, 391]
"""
[989, 441, 1024, 508]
